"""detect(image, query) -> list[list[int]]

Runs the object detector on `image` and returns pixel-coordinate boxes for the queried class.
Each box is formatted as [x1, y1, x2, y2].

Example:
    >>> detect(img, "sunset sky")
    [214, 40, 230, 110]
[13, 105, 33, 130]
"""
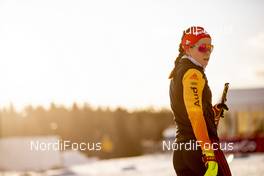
[0, 0, 263, 111]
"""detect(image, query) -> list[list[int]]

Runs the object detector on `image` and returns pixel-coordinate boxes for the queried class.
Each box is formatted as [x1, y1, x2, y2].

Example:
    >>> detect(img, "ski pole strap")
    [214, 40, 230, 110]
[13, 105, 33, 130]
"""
[202, 155, 216, 164]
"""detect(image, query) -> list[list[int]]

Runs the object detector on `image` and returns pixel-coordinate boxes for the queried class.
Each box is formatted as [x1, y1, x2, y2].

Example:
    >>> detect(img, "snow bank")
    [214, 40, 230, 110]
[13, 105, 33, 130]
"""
[0, 136, 62, 171]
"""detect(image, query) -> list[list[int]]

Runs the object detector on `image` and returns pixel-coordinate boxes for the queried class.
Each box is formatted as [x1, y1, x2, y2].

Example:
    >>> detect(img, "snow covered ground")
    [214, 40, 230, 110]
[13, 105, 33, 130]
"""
[1, 153, 264, 176]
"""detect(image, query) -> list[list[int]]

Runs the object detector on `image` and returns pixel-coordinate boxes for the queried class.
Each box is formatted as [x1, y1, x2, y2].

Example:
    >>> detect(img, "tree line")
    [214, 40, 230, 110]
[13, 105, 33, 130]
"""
[0, 103, 174, 158]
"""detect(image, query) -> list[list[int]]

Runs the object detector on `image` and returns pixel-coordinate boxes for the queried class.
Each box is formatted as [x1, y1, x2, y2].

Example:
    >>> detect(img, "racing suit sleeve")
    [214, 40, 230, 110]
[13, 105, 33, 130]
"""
[182, 68, 212, 151]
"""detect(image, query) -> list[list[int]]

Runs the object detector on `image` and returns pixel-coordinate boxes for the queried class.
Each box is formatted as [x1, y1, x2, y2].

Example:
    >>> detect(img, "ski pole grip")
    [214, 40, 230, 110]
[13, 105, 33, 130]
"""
[221, 83, 229, 104]
[219, 83, 229, 119]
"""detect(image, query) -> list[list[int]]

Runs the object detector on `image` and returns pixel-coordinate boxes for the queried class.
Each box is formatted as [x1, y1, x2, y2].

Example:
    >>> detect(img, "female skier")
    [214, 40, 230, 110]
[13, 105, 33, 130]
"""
[169, 26, 232, 176]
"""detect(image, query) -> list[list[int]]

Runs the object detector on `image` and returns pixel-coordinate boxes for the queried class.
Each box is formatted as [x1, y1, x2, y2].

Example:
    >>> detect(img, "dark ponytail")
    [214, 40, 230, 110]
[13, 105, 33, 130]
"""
[168, 31, 186, 79]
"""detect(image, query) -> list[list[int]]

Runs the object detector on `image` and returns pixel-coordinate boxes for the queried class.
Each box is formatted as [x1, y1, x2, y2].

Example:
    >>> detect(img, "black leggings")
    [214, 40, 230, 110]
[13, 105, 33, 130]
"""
[173, 146, 206, 176]
[172, 142, 231, 176]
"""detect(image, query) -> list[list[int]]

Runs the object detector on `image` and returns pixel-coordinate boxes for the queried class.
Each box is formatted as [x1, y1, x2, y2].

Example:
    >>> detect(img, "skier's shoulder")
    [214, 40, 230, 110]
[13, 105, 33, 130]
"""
[177, 59, 204, 79]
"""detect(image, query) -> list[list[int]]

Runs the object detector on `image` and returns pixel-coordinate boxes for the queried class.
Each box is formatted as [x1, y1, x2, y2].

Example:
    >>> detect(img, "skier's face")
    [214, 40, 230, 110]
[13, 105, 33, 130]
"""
[186, 38, 213, 68]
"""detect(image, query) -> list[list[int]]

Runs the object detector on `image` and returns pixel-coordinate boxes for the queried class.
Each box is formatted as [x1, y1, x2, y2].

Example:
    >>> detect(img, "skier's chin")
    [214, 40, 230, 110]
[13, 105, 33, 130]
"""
[202, 60, 209, 68]
[203, 57, 210, 62]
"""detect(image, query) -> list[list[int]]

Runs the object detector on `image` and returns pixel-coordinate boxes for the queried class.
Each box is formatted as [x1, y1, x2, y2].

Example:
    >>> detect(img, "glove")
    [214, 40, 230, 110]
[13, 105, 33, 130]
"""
[212, 103, 229, 126]
[203, 150, 218, 176]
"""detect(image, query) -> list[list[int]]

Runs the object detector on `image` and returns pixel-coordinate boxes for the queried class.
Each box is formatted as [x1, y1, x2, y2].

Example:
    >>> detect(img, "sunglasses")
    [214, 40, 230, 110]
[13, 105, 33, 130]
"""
[192, 43, 214, 53]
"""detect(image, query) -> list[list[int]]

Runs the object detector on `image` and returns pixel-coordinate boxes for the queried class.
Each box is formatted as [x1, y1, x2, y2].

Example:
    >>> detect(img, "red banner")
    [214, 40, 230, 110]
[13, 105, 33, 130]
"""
[220, 136, 264, 153]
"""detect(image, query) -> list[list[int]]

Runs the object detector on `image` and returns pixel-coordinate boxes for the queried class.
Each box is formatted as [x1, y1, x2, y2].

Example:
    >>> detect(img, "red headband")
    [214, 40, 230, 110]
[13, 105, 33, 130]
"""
[181, 26, 211, 51]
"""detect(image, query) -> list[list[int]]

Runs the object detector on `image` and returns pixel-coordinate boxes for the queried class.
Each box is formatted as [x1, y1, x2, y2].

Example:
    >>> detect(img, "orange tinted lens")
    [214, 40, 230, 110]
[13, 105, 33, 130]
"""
[198, 44, 213, 53]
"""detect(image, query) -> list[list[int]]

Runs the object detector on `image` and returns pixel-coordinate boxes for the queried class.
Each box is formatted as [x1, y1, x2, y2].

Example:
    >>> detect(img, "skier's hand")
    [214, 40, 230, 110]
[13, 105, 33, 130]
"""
[204, 161, 218, 176]
[203, 150, 218, 176]
[213, 103, 229, 125]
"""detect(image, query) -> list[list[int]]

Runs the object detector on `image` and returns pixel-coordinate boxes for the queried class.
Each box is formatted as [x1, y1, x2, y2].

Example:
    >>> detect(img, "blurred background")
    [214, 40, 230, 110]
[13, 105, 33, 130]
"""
[0, 0, 264, 175]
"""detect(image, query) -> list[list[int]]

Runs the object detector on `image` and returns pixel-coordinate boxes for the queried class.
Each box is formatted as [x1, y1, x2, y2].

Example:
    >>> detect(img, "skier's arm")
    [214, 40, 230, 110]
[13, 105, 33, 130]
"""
[182, 68, 212, 151]
[182, 68, 218, 175]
